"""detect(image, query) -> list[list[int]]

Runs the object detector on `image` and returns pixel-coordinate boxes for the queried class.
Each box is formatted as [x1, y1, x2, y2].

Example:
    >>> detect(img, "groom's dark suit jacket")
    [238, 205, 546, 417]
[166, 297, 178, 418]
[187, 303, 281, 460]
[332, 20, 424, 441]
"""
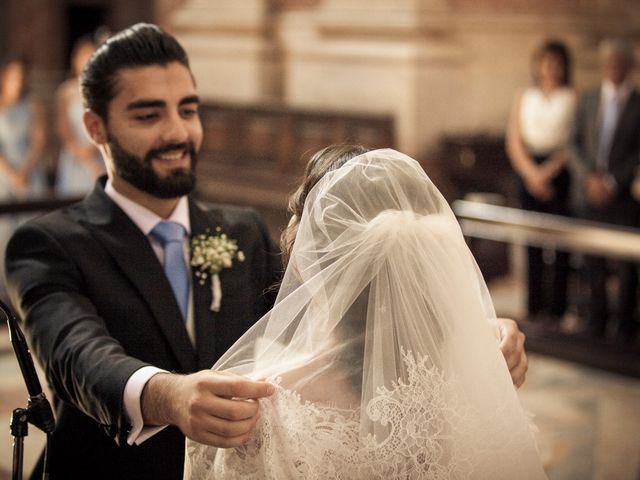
[5, 178, 281, 480]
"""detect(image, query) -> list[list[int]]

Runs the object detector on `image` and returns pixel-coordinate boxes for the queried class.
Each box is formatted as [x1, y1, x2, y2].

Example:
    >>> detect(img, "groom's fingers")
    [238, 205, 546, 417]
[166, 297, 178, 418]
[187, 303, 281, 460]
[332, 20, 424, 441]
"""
[210, 372, 275, 400]
[157, 370, 275, 445]
[496, 317, 528, 387]
[207, 396, 261, 422]
[183, 372, 273, 444]
[194, 408, 260, 440]
[142, 370, 273, 447]
[503, 328, 525, 370]
[187, 395, 263, 447]
[187, 410, 259, 447]
[195, 429, 255, 448]
[510, 351, 528, 388]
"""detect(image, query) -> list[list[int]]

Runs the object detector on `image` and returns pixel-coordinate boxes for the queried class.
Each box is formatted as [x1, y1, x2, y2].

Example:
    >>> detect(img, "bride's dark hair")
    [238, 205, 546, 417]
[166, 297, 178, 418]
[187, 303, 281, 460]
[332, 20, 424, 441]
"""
[281, 144, 370, 266]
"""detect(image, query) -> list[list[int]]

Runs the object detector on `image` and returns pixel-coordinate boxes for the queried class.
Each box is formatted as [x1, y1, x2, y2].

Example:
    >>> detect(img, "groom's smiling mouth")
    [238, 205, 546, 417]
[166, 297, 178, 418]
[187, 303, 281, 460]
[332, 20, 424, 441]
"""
[149, 144, 193, 170]
[155, 149, 189, 168]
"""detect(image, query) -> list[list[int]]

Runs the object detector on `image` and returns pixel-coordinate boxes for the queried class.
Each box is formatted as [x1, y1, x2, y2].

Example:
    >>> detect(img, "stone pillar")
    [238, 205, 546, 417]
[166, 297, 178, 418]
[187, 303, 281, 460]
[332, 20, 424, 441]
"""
[278, 0, 430, 155]
[168, 0, 280, 103]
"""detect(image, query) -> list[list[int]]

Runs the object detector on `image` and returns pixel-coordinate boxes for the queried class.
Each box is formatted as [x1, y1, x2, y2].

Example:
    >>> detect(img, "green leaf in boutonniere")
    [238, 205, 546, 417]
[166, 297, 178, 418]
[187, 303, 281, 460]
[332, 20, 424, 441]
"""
[190, 227, 245, 312]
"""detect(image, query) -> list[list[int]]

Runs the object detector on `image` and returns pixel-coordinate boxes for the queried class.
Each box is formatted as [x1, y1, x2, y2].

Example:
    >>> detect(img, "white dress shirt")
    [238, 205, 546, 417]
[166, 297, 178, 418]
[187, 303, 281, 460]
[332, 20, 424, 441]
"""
[105, 181, 192, 445]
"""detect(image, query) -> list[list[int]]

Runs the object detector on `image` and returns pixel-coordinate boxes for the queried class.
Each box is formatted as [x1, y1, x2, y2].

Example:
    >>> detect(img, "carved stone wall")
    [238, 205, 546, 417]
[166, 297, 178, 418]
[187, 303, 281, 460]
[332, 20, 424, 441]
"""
[168, 0, 639, 157]
[169, 1, 279, 103]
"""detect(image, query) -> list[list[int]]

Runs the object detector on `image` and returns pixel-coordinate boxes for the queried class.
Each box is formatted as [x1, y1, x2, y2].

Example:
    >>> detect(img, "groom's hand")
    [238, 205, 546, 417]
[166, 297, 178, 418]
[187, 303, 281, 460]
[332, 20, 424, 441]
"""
[141, 370, 274, 447]
[496, 318, 528, 388]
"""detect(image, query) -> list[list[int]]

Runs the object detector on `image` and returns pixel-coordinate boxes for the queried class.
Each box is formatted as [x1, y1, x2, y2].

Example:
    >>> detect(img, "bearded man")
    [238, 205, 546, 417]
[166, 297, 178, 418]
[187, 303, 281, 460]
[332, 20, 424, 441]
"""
[4, 24, 279, 479]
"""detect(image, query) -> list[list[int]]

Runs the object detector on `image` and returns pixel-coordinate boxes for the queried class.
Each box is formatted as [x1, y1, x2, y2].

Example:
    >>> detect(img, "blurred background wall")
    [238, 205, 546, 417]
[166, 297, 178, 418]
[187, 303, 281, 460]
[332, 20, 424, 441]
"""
[5, 1, 640, 147]
[170, 0, 639, 154]
[3, 0, 638, 202]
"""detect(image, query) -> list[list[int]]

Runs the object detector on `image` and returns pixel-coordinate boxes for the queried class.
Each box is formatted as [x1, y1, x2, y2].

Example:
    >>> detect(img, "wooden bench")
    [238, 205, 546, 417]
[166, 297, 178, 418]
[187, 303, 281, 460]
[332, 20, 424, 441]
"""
[195, 101, 395, 235]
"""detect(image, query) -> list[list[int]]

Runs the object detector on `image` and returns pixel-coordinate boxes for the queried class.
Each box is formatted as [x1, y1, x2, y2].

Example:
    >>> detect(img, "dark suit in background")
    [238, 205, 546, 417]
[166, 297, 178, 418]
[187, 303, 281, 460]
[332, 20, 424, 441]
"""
[4, 178, 280, 479]
[569, 87, 640, 338]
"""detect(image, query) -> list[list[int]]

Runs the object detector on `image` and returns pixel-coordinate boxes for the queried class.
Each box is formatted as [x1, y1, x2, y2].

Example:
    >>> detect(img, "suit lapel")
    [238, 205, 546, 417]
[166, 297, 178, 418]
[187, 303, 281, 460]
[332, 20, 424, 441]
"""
[79, 181, 197, 373]
[610, 89, 639, 164]
[189, 200, 224, 369]
[587, 91, 601, 167]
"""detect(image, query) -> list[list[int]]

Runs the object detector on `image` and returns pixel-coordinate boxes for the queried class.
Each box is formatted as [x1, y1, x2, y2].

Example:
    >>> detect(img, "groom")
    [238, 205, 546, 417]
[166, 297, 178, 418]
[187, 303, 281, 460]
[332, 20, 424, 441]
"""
[5, 24, 279, 479]
[4, 23, 528, 480]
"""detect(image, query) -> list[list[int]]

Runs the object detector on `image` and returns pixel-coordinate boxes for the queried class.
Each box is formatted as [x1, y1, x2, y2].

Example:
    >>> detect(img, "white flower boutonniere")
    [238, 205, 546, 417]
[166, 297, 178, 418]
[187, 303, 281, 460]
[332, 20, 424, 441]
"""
[190, 227, 245, 312]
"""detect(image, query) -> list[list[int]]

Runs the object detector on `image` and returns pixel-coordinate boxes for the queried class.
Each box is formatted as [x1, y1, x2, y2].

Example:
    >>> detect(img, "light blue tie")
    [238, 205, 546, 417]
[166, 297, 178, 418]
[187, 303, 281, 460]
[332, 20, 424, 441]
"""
[151, 221, 189, 321]
[597, 91, 620, 171]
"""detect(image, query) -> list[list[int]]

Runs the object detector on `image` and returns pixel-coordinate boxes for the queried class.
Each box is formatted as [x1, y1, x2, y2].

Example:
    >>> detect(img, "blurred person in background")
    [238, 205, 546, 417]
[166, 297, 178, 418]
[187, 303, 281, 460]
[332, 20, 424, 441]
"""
[569, 38, 640, 342]
[0, 56, 46, 200]
[507, 40, 576, 327]
[55, 34, 105, 196]
[0, 56, 47, 301]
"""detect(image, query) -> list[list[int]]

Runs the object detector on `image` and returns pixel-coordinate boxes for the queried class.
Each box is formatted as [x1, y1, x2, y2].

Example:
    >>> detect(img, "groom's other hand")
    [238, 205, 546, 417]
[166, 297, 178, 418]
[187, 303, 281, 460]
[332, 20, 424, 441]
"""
[496, 318, 528, 388]
[141, 371, 275, 447]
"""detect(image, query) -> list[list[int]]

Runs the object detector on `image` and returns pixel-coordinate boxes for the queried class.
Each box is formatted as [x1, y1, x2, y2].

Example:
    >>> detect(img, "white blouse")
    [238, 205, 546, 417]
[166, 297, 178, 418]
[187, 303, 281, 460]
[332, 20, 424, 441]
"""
[519, 86, 576, 155]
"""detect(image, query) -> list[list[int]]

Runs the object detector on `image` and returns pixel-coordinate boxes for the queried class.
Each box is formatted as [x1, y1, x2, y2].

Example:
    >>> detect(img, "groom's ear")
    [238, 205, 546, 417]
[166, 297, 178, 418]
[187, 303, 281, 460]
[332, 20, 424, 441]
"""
[83, 110, 108, 145]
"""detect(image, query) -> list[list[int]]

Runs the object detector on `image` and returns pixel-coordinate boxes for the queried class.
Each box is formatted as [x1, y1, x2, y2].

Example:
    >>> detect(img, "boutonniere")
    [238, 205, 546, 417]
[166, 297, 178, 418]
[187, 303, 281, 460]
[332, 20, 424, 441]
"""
[190, 227, 245, 312]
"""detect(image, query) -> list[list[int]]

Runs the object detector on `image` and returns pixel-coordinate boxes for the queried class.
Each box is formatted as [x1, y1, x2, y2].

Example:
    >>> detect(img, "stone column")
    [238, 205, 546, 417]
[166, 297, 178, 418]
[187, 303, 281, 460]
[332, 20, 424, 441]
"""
[168, 0, 280, 103]
[278, 0, 434, 155]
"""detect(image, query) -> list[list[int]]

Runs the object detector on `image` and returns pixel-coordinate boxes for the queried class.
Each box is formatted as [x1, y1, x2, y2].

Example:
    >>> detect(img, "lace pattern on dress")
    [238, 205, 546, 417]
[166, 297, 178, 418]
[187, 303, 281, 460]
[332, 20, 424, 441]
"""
[186, 349, 526, 479]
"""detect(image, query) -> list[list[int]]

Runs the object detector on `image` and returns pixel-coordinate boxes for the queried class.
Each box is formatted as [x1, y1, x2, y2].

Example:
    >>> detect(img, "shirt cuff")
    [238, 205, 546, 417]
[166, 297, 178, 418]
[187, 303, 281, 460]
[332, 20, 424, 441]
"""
[123, 366, 169, 445]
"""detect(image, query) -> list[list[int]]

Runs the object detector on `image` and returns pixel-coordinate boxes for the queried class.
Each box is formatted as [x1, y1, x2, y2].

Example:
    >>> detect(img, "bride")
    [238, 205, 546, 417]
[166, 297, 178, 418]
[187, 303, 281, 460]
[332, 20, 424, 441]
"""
[184, 146, 547, 479]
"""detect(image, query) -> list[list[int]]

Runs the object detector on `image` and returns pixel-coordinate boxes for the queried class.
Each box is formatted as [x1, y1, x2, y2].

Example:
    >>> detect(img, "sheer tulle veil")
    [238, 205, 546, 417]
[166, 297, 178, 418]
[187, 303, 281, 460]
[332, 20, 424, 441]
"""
[185, 149, 547, 479]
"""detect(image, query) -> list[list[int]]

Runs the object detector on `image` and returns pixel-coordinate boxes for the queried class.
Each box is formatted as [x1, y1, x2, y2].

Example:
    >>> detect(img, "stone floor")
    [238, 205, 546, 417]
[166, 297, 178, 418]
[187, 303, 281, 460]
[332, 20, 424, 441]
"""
[1, 266, 639, 479]
[519, 354, 640, 479]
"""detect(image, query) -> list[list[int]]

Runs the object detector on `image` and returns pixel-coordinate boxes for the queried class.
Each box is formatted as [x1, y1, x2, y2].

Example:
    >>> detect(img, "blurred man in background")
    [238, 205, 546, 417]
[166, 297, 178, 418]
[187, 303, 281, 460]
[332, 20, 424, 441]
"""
[569, 38, 640, 342]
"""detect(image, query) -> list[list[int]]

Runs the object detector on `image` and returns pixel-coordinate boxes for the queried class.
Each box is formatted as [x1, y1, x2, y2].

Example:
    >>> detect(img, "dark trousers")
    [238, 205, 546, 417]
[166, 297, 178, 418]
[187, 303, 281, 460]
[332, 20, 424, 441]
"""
[585, 256, 639, 337]
[619, 263, 639, 337]
[580, 185, 640, 339]
[517, 159, 571, 318]
[526, 246, 569, 316]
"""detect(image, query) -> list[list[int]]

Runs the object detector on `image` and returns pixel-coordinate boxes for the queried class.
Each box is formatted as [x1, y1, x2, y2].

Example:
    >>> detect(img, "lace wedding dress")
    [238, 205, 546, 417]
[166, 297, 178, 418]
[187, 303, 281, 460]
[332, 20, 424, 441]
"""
[184, 149, 548, 479]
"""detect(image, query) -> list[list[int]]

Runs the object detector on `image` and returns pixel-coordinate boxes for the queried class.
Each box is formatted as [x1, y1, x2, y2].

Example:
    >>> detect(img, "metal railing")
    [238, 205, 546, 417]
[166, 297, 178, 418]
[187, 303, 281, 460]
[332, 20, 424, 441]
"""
[452, 199, 640, 377]
[452, 200, 640, 261]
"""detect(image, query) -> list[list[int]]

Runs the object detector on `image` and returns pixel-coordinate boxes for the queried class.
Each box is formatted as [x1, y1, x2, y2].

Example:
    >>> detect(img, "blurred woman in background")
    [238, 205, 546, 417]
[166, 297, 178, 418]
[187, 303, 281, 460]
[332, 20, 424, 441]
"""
[0, 56, 46, 200]
[506, 40, 576, 326]
[0, 56, 46, 302]
[55, 35, 104, 196]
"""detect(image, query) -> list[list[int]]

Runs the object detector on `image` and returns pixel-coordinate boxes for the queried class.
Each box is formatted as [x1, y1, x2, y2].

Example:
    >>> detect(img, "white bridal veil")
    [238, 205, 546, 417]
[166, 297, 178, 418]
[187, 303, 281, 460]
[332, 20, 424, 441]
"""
[185, 149, 547, 479]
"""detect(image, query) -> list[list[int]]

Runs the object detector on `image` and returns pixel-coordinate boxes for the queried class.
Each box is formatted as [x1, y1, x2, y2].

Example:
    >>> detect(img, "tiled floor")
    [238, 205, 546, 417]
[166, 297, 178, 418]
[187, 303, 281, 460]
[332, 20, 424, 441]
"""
[1, 265, 639, 479]
[519, 354, 640, 479]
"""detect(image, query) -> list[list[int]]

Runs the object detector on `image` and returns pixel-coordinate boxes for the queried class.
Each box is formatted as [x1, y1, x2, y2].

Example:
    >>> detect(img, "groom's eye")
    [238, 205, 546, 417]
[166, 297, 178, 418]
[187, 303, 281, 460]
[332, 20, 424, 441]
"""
[133, 111, 159, 122]
[180, 106, 198, 119]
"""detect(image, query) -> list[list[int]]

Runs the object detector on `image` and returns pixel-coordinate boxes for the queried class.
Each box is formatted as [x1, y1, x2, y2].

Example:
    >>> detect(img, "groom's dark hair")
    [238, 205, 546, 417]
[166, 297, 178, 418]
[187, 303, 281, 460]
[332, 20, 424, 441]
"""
[80, 23, 191, 122]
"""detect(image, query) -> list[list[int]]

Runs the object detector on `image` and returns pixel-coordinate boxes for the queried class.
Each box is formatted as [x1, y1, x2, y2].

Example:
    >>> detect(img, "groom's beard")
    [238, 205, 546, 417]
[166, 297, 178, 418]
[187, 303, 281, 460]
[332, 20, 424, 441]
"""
[107, 135, 198, 199]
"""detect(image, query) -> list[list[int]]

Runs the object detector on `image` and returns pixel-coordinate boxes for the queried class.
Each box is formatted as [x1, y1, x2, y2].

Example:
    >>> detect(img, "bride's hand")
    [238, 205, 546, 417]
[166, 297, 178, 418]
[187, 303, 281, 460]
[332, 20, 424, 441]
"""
[141, 370, 274, 447]
[496, 318, 528, 388]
